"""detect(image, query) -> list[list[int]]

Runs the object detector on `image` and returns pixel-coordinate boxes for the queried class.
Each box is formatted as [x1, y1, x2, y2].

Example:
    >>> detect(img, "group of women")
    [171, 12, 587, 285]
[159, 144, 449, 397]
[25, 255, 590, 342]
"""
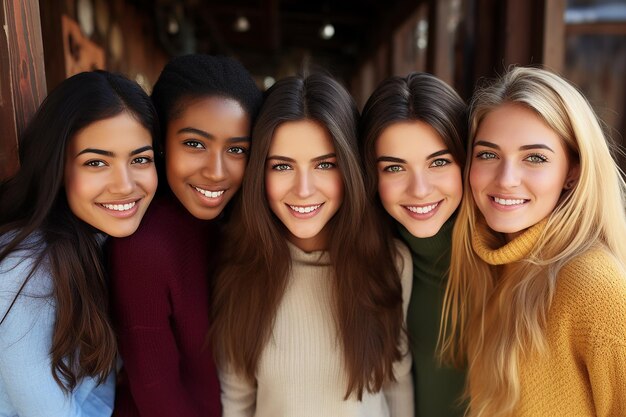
[0, 52, 624, 417]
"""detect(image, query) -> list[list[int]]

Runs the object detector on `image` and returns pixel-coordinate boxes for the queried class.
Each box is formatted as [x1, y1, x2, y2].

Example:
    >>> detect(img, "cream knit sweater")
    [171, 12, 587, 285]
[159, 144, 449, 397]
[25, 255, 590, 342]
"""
[220, 240, 414, 417]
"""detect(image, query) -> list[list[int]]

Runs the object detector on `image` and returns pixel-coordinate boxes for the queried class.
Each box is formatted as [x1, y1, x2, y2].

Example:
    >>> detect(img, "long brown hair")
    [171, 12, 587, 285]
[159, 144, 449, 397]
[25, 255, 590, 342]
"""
[211, 73, 405, 399]
[0, 71, 159, 391]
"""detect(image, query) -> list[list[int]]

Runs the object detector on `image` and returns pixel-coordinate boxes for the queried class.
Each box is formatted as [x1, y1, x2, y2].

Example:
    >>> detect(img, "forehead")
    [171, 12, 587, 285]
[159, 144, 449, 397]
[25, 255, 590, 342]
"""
[475, 103, 563, 150]
[376, 121, 446, 157]
[68, 113, 151, 154]
[269, 120, 335, 157]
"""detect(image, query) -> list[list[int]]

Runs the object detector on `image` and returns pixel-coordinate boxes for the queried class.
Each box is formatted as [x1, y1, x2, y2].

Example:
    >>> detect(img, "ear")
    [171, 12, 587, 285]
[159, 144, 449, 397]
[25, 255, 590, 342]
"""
[563, 162, 580, 190]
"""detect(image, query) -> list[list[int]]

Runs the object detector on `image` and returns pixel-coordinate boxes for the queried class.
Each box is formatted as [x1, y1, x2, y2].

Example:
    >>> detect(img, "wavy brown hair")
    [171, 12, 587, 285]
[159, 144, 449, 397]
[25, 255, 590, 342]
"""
[0, 71, 159, 391]
[211, 73, 405, 399]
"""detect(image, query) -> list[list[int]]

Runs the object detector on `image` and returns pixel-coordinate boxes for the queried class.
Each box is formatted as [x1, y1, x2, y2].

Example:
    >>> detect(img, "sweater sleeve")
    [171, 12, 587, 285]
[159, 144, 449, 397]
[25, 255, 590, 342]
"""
[219, 365, 256, 417]
[0, 254, 114, 417]
[383, 241, 414, 417]
[584, 254, 626, 417]
[108, 237, 200, 417]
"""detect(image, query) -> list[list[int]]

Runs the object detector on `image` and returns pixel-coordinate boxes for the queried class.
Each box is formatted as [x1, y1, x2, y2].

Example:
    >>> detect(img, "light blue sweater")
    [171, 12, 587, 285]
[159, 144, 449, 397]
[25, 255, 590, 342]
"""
[0, 234, 115, 417]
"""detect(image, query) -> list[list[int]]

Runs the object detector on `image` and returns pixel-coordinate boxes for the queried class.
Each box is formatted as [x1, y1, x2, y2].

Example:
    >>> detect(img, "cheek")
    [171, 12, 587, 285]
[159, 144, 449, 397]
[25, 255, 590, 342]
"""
[264, 173, 283, 209]
[377, 175, 405, 206]
[445, 168, 464, 207]
[225, 158, 247, 188]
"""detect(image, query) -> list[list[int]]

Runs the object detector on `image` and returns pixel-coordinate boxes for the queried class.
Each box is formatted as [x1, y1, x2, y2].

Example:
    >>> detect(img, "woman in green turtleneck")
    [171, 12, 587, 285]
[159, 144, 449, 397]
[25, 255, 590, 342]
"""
[360, 72, 468, 417]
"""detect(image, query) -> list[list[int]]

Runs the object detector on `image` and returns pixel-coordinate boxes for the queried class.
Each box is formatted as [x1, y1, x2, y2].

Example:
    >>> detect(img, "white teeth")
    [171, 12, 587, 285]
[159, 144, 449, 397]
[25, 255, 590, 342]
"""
[493, 197, 526, 206]
[406, 203, 438, 214]
[194, 186, 225, 198]
[101, 202, 136, 211]
[288, 204, 321, 214]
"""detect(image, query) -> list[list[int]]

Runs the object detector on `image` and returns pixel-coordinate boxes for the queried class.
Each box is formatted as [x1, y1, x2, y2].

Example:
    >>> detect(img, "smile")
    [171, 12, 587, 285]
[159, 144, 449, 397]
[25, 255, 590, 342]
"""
[193, 186, 226, 199]
[288, 203, 322, 214]
[98, 201, 136, 211]
[492, 196, 528, 206]
[403, 202, 439, 214]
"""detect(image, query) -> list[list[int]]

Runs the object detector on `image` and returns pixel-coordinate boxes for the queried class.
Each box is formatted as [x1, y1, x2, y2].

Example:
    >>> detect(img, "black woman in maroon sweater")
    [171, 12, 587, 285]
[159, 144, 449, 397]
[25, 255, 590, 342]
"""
[107, 54, 262, 417]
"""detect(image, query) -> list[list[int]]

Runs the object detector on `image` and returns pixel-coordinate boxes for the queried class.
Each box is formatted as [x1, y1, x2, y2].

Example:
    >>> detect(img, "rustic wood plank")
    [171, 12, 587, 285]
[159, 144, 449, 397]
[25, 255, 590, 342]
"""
[0, 0, 47, 180]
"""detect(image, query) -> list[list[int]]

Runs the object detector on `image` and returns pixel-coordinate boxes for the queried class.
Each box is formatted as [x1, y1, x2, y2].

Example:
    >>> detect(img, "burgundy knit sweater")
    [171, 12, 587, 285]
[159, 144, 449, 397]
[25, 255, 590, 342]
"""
[107, 193, 221, 417]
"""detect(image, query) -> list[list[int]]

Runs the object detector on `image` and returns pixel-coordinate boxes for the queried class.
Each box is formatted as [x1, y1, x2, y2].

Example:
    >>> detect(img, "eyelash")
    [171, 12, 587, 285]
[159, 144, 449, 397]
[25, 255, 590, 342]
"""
[132, 156, 154, 165]
[271, 160, 336, 171]
[183, 140, 205, 149]
[525, 153, 548, 163]
[475, 151, 549, 164]
[85, 160, 106, 167]
[227, 146, 248, 155]
[383, 165, 403, 173]
[430, 158, 452, 168]
[475, 151, 496, 160]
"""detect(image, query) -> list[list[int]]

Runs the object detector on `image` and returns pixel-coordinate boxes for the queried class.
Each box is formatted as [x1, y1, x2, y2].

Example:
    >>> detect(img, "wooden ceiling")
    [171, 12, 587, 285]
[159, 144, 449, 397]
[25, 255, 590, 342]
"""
[128, 0, 419, 80]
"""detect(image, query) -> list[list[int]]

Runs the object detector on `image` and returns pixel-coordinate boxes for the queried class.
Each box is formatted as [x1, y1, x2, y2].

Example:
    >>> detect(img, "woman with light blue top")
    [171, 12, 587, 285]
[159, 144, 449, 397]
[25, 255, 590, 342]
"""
[0, 71, 158, 416]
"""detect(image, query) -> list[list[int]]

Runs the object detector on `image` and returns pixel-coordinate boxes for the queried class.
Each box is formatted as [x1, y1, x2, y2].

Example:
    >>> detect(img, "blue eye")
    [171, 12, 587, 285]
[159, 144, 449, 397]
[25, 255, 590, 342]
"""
[476, 151, 497, 160]
[272, 163, 291, 171]
[183, 140, 205, 149]
[430, 158, 451, 168]
[525, 153, 548, 163]
[383, 165, 403, 173]
[317, 161, 336, 170]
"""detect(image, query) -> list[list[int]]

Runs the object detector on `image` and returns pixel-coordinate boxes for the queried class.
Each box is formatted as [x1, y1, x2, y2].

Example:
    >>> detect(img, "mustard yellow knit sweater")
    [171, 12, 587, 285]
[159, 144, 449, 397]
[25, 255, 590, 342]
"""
[472, 222, 626, 417]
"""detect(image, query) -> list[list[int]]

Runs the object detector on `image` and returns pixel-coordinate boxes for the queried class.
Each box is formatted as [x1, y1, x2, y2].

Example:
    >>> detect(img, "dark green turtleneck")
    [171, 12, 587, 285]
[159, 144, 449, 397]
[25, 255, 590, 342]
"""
[398, 215, 466, 417]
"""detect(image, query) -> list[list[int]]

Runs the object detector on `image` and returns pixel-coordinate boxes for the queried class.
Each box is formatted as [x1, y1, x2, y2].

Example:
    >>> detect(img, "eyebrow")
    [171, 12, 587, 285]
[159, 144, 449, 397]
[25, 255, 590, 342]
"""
[474, 140, 554, 153]
[177, 127, 250, 143]
[76, 145, 154, 158]
[267, 153, 336, 163]
[376, 149, 451, 164]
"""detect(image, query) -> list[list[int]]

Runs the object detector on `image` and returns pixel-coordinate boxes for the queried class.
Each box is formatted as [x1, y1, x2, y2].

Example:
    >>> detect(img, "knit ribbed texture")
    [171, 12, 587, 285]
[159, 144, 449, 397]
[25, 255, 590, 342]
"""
[220, 240, 414, 417]
[398, 216, 466, 417]
[108, 193, 222, 417]
[472, 223, 626, 416]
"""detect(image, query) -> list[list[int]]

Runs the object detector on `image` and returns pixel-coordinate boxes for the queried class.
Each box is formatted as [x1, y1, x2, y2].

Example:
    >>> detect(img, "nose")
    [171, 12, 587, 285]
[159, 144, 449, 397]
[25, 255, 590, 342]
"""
[109, 165, 134, 195]
[409, 170, 433, 199]
[497, 160, 521, 188]
[294, 169, 315, 199]
[202, 151, 226, 182]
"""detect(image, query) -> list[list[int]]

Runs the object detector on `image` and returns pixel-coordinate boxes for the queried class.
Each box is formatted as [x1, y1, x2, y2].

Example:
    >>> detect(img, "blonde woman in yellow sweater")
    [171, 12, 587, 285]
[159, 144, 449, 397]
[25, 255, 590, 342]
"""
[440, 66, 626, 417]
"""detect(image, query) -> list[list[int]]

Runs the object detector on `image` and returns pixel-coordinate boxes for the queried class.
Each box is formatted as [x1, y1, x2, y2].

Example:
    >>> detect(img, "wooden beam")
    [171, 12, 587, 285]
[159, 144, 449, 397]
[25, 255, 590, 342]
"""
[543, 0, 565, 73]
[0, 0, 47, 180]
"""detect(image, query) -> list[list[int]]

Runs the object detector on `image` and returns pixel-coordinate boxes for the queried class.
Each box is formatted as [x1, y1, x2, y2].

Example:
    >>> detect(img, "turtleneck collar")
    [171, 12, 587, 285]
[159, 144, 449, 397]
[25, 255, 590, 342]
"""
[472, 218, 547, 265]
[286, 240, 331, 267]
[397, 214, 455, 260]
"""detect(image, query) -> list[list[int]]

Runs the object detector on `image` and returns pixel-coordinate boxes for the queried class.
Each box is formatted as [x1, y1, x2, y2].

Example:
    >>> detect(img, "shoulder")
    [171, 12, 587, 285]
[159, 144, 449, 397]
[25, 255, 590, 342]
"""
[0, 232, 52, 299]
[557, 248, 626, 340]
[558, 248, 626, 298]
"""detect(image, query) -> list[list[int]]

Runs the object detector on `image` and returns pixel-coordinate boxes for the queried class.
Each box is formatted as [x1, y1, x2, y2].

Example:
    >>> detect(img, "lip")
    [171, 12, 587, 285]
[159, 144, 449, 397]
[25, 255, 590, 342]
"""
[488, 195, 530, 211]
[96, 198, 141, 218]
[191, 184, 228, 208]
[286, 202, 324, 219]
[401, 200, 442, 220]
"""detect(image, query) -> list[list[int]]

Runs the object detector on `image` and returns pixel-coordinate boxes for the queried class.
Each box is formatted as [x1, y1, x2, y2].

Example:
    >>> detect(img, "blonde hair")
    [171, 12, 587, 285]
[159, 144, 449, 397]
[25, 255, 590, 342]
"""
[440, 66, 626, 417]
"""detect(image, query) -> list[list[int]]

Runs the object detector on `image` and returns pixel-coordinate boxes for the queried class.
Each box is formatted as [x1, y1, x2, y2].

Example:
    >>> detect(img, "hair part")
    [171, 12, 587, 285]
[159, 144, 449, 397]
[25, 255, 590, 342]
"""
[211, 73, 405, 399]
[0, 70, 159, 391]
[440, 66, 626, 416]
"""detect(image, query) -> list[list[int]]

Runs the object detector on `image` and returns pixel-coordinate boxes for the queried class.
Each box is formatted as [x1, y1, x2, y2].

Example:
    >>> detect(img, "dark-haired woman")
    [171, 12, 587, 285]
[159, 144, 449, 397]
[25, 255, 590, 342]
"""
[0, 71, 158, 416]
[211, 73, 413, 417]
[107, 54, 262, 416]
[360, 72, 467, 417]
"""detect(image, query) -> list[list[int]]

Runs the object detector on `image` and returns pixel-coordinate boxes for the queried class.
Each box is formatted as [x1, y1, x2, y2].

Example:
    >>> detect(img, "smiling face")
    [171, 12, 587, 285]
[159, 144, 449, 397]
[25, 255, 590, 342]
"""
[64, 112, 157, 237]
[470, 103, 576, 241]
[265, 120, 344, 252]
[376, 121, 462, 238]
[165, 96, 251, 220]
